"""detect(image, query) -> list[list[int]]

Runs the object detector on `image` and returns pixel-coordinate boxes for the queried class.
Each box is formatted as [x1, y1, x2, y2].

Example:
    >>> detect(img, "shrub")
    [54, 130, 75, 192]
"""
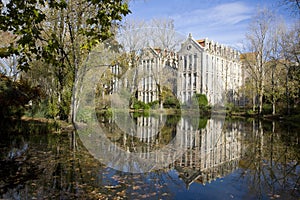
[0, 74, 42, 119]
[163, 96, 180, 109]
[262, 104, 272, 115]
[133, 100, 150, 110]
[195, 94, 208, 108]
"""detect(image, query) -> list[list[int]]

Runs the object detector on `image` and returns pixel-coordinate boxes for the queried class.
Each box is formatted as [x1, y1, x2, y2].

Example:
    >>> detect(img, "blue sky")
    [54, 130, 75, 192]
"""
[125, 0, 295, 48]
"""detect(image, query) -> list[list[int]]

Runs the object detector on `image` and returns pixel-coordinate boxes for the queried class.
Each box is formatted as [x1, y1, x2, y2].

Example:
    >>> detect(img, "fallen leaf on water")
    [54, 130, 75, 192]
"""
[104, 185, 121, 189]
[150, 192, 156, 196]
[117, 190, 126, 196]
[133, 185, 140, 190]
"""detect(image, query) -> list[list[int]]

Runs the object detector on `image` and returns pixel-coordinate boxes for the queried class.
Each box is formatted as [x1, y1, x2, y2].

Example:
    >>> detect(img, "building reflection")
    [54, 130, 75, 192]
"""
[102, 114, 245, 186]
[1, 119, 298, 199]
[175, 117, 244, 187]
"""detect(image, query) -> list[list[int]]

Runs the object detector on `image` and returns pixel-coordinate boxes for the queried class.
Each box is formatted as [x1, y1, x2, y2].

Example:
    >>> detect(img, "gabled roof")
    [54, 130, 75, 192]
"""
[178, 33, 205, 53]
[141, 47, 159, 58]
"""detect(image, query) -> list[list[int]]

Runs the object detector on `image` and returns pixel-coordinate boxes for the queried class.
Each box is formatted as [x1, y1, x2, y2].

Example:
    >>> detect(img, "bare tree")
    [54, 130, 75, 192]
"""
[278, 0, 300, 16]
[148, 18, 184, 51]
[118, 19, 147, 53]
[242, 8, 275, 115]
[116, 18, 184, 108]
[278, 21, 300, 115]
[265, 20, 287, 115]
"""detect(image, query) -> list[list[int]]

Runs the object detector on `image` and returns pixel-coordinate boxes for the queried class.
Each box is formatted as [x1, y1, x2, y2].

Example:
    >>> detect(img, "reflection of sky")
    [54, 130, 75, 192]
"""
[126, 0, 295, 48]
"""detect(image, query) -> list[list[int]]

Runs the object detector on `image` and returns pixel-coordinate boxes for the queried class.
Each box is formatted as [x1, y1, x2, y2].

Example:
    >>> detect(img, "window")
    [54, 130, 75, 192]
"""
[184, 56, 187, 71]
[193, 74, 197, 89]
[189, 54, 193, 70]
[194, 54, 197, 71]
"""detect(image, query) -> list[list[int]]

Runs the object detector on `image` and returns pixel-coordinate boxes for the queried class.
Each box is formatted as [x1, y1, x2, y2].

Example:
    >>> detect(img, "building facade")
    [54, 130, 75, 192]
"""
[106, 33, 243, 106]
[177, 33, 243, 105]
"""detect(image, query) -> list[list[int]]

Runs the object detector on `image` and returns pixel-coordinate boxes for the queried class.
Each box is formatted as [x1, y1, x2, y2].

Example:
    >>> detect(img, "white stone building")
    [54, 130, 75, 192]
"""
[177, 34, 243, 105]
[107, 33, 243, 106]
[136, 47, 178, 104]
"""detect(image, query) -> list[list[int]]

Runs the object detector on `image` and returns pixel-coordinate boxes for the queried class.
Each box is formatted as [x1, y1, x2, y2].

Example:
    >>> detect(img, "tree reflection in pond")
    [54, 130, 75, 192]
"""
[0, 117, 299, 199]
[239, 120, 299, 199]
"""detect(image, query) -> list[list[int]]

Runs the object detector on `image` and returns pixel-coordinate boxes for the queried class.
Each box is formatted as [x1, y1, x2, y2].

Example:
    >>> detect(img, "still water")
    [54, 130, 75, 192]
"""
[0, 115, 299, 200]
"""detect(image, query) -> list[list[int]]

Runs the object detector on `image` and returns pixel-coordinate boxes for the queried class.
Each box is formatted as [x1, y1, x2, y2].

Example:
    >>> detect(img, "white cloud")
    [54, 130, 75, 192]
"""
[171, 1, 254, 46]
[174, 1, 253, 27]
[127, 0, 260, 47]
[211, 2, 253, 25]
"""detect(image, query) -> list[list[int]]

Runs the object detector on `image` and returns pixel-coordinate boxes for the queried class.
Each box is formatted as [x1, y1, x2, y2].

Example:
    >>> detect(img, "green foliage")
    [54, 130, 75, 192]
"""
[148, 100, 159, 109]
[133, 100, 150, 110]
[194, 93, 208, 107]
[225, 103, 239, 114]
[198, 117, 208, 129]
[76, 107, 95, 123]
[163, 95, 180, 109]
[262, 104, 273, 115]
[132, 111, 150, 118]
[0, 0, 130, 121]
[226, 103, 234, 111]
[0, 0, 130, 69]
[245, 109, 256, 116]
[0, 74, 42, 119]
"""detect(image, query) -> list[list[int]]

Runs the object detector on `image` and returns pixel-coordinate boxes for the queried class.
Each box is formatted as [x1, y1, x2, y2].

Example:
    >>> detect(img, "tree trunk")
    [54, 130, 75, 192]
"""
[157, 84, 163, 110]
[271, 66, 276, 115]
[252, 92, 256, 112]
[70, 74, 77, 124]
[259, 91, 263, 115]
[258, 78, 264, 115]
[285, 67, 290, 115]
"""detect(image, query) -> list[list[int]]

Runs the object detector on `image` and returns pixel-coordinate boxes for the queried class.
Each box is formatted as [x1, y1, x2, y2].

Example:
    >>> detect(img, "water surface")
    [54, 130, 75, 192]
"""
[0, 116, 299, 199]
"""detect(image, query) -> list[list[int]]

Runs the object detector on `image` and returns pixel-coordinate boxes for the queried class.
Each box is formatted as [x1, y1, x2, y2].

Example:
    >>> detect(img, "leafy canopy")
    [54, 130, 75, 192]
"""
[0, 0, 130, 71]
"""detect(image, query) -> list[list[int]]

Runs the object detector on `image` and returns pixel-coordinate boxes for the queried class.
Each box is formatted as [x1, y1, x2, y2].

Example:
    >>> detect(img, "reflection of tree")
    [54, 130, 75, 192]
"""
[0, 120, 185, 199]
[239, 120, 299, 199]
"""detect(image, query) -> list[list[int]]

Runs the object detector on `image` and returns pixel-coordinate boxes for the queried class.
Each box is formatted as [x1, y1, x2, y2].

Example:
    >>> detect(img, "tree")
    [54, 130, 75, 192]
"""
[0, 0, 130, 122]
[0, 31, 19, 81]
[279, 0, 300, 16]
[242, 9, 276, 115]
[264, 20, 287, 115]
[263, 60, 286, 115]
[148, 18, 184, 50]
[0, 74, 42, 119]
[117, 18, 183, 109]
[278, 21, 300, 115]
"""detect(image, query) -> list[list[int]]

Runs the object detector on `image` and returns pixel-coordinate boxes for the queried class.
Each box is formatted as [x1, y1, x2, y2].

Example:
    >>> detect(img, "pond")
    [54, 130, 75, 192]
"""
[0, 114, 299, 199]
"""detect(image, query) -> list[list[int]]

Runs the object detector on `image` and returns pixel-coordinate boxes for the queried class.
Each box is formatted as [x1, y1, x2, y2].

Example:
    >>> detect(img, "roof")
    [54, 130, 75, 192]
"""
[196, 39, 205, 47]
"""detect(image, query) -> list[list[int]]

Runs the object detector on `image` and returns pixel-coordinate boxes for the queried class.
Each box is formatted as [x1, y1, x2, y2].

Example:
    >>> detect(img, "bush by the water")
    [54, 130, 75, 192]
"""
[0, 74, 42, 119]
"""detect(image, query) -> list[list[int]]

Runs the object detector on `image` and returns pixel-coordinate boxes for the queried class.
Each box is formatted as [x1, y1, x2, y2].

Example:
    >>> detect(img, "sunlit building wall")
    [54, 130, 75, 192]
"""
[106, 34, 243, 106]
[177, 34, 243, 105]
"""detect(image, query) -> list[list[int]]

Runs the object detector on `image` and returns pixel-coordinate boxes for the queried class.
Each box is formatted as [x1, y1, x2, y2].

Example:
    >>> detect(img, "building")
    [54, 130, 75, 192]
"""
[177, 33, 243, 105]
[105, 33, 243, 106]
[136, 47, 178, 104]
